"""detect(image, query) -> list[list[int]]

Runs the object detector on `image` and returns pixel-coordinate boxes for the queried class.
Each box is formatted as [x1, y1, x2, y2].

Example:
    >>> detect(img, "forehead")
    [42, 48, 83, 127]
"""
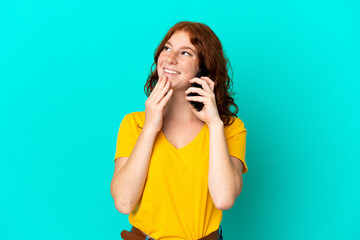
[166, 30, 198, 55]
[167, 31, 194, 46]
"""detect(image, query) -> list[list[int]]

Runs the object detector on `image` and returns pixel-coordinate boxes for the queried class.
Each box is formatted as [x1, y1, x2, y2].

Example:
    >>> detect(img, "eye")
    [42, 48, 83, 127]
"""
[181, 51, 191, 56]
[163, 46, 170, 51]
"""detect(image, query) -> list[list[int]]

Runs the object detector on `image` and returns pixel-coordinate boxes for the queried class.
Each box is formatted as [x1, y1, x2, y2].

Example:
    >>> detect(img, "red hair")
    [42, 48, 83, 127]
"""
[144, 21, 239, 125]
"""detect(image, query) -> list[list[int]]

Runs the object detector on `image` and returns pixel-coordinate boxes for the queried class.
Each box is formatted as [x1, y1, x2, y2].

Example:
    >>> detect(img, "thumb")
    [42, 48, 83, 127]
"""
[188, 102, 197, 114]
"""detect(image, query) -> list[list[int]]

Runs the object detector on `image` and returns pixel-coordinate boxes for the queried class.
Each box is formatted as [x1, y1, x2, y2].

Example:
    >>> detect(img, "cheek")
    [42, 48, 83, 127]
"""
[157, 56, 166, 69]
[158, 52, 167, 62]
[156, 56, 163, 70]
[188, 62, 199, 74]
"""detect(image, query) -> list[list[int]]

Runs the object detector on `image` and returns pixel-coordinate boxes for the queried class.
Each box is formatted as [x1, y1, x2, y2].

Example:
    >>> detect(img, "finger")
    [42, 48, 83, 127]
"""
[150, 76, 167, 101]
[159, 88, 173, 107]
[153, 76, 163, 91]
[189, 77, 212, 92]
[154, 78, 171, 104]
[185, 95, 205, 103]
[188, 101, 200, 114]
[185, 87, 208, 97]
[148, 77, 162, 100]
[200, 77, 215, 92]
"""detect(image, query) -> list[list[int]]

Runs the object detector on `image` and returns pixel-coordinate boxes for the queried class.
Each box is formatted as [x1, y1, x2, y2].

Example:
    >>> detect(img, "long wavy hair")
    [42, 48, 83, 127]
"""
[144, 21, 239, 125]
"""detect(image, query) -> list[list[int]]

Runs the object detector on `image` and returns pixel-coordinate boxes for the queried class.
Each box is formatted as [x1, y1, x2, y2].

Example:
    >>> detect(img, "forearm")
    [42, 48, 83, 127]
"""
[110, 128, 157, 214]
[208, 120, 240, 210]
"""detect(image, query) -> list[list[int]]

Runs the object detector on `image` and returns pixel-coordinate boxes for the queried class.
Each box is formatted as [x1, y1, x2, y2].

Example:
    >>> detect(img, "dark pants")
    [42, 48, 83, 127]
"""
[122, 225, 224, 239]
[218, 225, 223, 240]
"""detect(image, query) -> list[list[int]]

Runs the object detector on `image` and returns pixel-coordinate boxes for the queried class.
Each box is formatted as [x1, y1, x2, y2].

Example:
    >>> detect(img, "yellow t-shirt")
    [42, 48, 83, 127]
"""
[114, 111, 247, 240]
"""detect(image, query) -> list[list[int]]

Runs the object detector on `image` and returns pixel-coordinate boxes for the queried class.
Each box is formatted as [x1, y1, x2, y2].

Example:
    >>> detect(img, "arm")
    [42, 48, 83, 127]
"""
[110, 128, 158, 214]
[111, 75, 173, 214]
[208, 120, 244, 210]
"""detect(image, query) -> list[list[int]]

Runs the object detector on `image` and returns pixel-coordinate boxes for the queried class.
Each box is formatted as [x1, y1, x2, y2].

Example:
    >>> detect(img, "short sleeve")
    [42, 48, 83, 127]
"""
[226, 117, 248, 174]
[114, 113, 139, 161]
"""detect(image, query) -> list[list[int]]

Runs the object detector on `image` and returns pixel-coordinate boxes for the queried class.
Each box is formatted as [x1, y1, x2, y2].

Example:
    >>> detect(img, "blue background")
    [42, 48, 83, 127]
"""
[1, 0, 359, 239]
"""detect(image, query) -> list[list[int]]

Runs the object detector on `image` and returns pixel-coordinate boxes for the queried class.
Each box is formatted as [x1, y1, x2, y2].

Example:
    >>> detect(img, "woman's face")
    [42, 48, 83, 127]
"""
[157, 30, 199, 90]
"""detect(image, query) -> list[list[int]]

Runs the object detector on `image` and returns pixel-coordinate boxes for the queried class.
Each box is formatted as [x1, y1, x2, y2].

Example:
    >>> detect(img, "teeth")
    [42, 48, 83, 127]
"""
[164, 68, 180, 74]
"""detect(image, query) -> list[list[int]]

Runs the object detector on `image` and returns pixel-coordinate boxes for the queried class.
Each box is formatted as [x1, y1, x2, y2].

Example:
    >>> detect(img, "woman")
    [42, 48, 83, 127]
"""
[111, 21, 248, 240]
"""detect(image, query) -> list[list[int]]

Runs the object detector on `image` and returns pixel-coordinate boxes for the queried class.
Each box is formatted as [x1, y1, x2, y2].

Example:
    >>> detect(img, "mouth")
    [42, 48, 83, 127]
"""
[163, 68, 181, 75]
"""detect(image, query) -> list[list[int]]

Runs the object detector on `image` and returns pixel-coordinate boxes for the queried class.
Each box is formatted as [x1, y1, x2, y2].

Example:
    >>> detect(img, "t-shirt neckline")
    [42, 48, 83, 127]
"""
[160, 123, 207, 151]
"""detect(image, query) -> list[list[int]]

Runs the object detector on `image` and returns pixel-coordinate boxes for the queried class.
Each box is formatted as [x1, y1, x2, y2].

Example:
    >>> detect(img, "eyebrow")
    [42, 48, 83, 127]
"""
[165, 42, 197, 54]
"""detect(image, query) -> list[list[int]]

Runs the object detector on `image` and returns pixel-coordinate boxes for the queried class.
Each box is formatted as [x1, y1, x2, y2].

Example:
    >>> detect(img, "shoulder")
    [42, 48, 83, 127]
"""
[224, 116, 246, 130]
[223, 116, 246, 138]
[123, 111, 146, 128]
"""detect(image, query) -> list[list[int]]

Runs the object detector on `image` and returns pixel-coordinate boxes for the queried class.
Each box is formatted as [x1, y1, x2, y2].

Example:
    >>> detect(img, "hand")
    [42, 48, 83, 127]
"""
[144, 75, 173, 133]
[184, 76, 222, 125]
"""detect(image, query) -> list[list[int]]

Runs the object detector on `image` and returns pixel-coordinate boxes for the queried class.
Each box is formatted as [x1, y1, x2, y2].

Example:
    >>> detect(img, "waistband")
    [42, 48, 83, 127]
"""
[121, 225, 221, 240]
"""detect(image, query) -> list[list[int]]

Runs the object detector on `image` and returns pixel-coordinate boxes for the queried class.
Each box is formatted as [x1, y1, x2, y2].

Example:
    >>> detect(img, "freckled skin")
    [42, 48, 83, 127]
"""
[157, 30, 200, 91]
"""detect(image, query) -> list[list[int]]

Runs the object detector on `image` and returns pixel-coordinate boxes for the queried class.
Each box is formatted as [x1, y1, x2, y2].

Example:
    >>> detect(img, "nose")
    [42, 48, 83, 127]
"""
[166, 52, 177, 65]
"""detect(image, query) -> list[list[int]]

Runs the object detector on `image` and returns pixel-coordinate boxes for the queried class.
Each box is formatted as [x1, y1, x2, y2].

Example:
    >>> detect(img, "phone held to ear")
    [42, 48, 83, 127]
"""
[187, 67, 209, 111]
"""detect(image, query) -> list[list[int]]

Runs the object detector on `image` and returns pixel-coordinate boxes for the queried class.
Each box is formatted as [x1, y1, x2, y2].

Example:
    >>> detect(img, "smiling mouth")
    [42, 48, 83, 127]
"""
[163, 68, 181, 75]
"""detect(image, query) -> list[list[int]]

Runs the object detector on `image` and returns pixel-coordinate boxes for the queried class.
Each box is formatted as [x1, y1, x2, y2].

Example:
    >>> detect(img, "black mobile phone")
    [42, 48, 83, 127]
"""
[187, 67, 209, 111]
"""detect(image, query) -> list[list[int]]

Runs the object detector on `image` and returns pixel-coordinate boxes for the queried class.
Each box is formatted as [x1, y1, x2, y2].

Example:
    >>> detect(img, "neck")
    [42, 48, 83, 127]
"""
[163, 89, 201, 123]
